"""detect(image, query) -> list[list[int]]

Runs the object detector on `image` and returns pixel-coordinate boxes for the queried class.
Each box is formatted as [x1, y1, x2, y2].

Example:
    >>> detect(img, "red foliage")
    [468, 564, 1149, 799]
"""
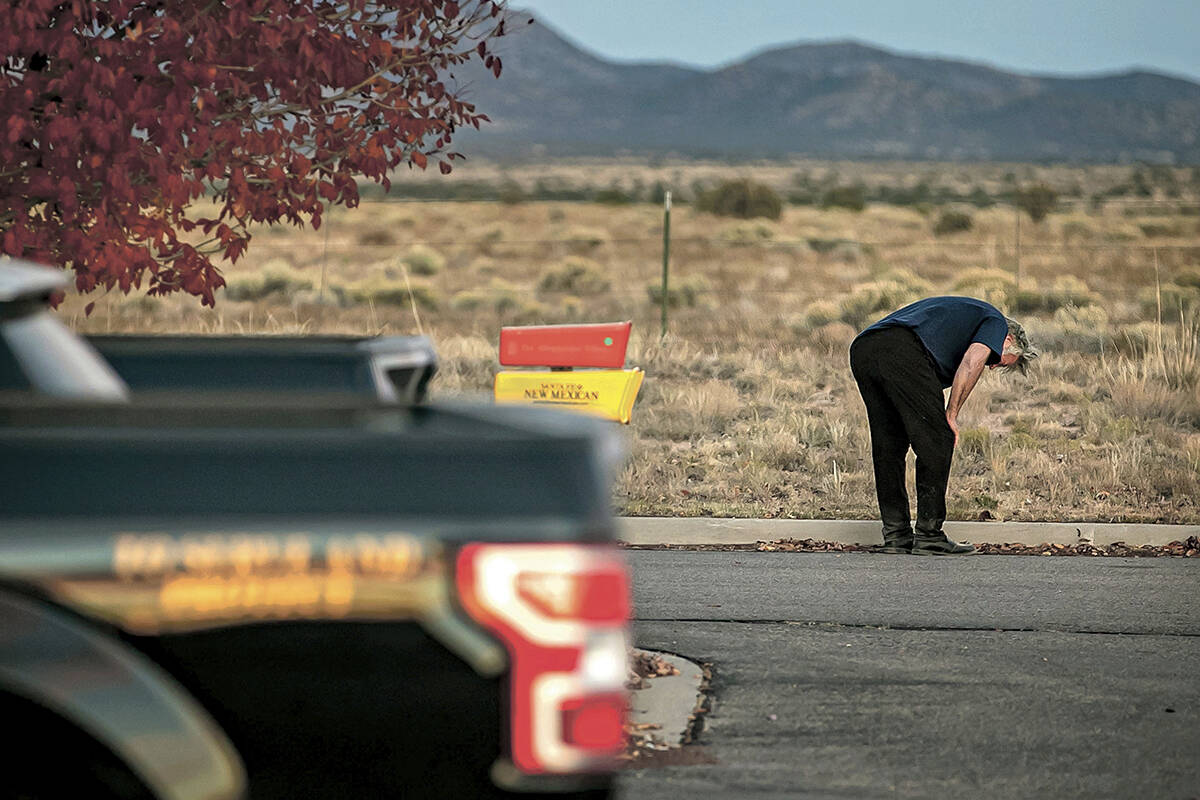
[0, 0, 506, 305]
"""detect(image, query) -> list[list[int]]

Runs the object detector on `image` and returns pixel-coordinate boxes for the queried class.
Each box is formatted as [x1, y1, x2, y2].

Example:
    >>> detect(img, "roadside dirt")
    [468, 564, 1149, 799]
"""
[623, 536, 1200, 557]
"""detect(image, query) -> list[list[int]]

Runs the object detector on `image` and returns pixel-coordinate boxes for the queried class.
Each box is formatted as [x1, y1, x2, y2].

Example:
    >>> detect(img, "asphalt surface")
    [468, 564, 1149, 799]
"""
[616, 551, 1200, 799]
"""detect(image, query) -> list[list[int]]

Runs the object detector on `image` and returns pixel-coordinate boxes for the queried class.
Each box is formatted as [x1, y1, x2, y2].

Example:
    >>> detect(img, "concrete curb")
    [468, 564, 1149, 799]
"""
[628, 650, 705, 748]
[618, 517, 1200, 548]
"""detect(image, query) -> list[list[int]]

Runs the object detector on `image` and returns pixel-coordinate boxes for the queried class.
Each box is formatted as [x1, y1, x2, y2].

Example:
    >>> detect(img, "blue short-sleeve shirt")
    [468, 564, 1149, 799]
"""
[856, 296, 1008, 387]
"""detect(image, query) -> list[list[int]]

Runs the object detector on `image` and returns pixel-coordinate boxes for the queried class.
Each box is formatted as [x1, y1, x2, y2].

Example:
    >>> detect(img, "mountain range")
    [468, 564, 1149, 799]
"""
[450, 11, 1200, 163]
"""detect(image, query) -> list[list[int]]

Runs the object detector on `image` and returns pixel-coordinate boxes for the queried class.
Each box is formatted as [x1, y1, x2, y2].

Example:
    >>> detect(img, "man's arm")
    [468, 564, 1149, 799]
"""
[945, 342, 992, 446]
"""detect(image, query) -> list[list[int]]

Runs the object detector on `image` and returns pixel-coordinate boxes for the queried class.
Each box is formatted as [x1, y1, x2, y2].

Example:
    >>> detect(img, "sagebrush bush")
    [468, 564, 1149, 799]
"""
[594, 184, 633, 205]
[466, 278, 523, 314]
[808, 238, 862, 263]
[509, 299, 553, 325]
[357, 228, 396, 247]
[1114, 321, 1164, 355]
[474, 223, 510, 253]
[1043, 275, 1099, 310]
[1174, 267, 1200, 289]
[449, 290, 487, 312]
[646, 275, 712, 308]
[838, 285, 891, 328]
[498, 179, 525, 205]
[953, 268, 1016, 308]
[452, 294, 548, 324]
[800, 299, 842, 330]
[840, 281, 912, 328]
[557, 296, 585, 319]
[1139, 222, 1181, 238]
[453, 278, 550, 323]
[878, 268, 931, 296]
[821, 185, 866, 211]
[810, 322, 856, 352]
[562, 226, 610, 251]
[720, 220, 776, 244]
[224, 263, 312, 301]
[957, 427, 991, 458]
[1138, 283, 1200, 322]
[1104, 227, 1141, 242]
[349, 277, 439, 310]
[1060, 220, 1095, 241]
[1004, 275, 1098, 313]
[469, 256, 498, 276]
[292, 284, 351, 308]
[836, 270, 931, 328]
[537, 257, 611, 296]
[954, 267, 1015, 290]
[402, 244, 445, 276]
[697, 179, 782, 220]
[933, 209, 973, 235]
[807, 238, 844, 254]
[1016, 183, 1057, 222]
[1047, 304, 1112, 354]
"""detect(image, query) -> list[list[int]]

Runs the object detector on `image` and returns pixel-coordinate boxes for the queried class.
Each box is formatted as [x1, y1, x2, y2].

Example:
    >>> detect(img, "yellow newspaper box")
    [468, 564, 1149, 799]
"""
[493, 368, 644, 424]
[493, 322, 644, 423]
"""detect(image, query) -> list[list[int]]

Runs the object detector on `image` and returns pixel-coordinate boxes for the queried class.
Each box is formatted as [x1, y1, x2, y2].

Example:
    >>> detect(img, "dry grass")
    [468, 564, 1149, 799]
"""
[60, 160, 1200, 523]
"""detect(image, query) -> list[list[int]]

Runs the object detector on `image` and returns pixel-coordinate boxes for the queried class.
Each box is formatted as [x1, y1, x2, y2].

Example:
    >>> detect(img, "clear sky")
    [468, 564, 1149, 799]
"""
[511, 0, 1200, 82]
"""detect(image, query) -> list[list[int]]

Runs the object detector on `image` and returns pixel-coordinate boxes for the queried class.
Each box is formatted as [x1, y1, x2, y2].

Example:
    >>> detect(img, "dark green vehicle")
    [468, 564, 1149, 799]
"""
[0, 260, 631, 799]
[83, 333, 438, 404]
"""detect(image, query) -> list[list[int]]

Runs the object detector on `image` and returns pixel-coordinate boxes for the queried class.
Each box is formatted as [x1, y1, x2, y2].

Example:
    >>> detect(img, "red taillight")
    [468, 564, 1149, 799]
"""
[561, 695, 627, 750]
[516, 571, 630, 621]
[456, 544, 631, 775]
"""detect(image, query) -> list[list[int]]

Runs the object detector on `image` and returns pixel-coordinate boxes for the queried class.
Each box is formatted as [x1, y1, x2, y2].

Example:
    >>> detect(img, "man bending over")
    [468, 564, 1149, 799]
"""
[849, 296, 1037, 555]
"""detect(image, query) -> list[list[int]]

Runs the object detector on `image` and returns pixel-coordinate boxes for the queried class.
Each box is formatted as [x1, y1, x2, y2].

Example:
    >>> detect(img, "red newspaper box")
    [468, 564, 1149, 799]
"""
[499, 321, 632, 369]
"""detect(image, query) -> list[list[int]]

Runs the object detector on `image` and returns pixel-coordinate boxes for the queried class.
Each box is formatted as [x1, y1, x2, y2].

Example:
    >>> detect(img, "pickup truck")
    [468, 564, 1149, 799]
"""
[0, 259, 631, 799]
[1, 330, 437, 404]
[85, 333, 438, 404]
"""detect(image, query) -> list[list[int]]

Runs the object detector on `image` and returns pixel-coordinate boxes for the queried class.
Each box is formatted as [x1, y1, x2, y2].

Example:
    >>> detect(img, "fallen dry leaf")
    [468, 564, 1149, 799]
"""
[626, 649, 680, 690]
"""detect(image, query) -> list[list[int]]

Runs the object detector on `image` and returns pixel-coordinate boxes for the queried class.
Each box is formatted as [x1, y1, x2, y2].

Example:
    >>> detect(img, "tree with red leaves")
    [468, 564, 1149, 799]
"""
[1, 0, 507, 307]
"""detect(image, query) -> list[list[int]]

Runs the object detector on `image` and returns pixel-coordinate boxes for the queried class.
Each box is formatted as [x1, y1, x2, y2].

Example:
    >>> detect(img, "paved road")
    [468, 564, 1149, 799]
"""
[616, 551, 1200, 799]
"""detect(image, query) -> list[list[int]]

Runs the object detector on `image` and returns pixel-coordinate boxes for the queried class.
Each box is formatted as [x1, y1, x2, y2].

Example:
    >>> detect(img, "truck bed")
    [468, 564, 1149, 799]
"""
[2, 333, 438, 403]
[0, 398, 615, 527]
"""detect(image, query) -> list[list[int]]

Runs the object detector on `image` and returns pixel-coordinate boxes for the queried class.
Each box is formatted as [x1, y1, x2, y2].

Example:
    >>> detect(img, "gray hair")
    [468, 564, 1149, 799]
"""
[1003, 317, 1038, 376]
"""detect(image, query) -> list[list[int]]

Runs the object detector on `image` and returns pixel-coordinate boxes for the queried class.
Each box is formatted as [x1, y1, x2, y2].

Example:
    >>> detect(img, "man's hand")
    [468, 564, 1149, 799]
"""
[945, 342, 991, 447]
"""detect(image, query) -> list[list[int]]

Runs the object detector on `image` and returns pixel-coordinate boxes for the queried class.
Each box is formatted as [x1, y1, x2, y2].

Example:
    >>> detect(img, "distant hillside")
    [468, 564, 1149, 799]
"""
[449, 12, 1200, 163]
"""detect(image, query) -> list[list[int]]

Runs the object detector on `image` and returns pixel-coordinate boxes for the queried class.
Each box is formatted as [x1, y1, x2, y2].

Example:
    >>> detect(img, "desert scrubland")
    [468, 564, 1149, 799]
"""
[62, 160, 1200, 523]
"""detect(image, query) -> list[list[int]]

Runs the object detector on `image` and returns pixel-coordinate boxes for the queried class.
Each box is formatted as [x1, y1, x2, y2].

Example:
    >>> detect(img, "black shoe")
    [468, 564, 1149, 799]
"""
[872, 530, 913, 554]
[911, 531, 976, 556]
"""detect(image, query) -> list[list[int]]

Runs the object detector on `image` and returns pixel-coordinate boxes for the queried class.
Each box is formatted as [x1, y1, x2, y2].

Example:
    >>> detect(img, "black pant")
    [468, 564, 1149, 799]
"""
[849, 327, 954, 536]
